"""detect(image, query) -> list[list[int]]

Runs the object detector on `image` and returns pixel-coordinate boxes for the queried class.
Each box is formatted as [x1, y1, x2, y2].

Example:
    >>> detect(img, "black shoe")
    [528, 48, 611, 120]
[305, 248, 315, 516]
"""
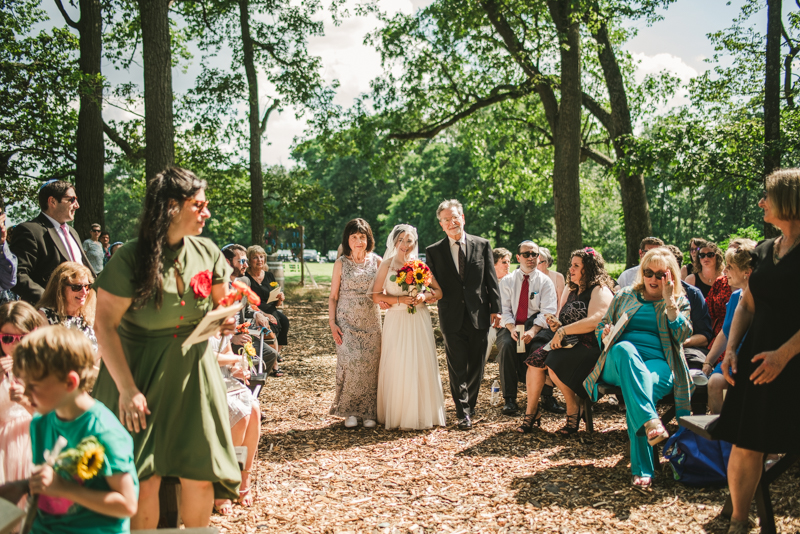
[516, 409, 542, 433]
[541, 395, 565, 414]
[502, 400, 519, 415]
[457, 416, 472, 430]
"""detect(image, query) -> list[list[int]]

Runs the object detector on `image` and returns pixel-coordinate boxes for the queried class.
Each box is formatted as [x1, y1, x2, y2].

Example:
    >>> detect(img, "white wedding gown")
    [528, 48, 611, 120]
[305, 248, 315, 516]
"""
[376, 259, 446, 430]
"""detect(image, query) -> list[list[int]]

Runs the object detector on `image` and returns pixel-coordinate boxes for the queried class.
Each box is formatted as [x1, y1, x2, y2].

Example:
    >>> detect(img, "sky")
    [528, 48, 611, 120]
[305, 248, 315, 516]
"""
[41, 0, 767, 167]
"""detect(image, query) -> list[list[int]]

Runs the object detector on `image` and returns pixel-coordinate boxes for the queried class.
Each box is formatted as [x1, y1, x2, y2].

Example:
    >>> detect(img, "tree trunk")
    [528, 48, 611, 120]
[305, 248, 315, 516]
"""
[549, 1, 583, 273]
[139, 0, 174, 181]
[238, 0, 264, 247]
[764, 0, 782, 238]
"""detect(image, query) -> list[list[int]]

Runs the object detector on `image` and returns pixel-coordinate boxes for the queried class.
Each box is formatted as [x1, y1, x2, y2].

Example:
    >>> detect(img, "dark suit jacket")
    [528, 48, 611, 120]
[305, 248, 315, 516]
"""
[426, 233, 500, 333]
[9, 212, 96, 304]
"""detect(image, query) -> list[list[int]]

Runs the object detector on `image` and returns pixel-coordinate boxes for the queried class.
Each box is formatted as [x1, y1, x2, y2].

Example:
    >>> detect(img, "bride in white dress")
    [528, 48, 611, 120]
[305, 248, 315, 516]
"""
[372, 225, 446, 430]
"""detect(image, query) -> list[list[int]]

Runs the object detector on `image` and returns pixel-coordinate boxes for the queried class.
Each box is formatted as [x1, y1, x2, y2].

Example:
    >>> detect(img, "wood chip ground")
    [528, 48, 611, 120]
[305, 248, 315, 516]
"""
[211, 289, 800, 533]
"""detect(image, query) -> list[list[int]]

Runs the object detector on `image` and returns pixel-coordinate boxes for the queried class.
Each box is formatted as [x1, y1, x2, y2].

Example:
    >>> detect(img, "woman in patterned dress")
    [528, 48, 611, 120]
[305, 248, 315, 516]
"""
[328, 219, 384, 429]
[36, 261, 98, 352]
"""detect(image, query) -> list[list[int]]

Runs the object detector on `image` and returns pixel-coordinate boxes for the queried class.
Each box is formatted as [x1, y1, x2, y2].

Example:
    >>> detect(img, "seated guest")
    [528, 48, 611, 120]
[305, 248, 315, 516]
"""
[584, 247, 692, 488]
[99, 231, 111, 264]
[485, 248, 512, 362]
[82, 223, 105, 273]
[36, 262, 97, 353]
[209, 333, 261, 514]
[9, 180, 96, 304]
[0, 211, 17, 292]
[665, 245, 713, 369]
[616, 237, 665, 288]
[685, 239, 724, 298]
[704, 239, 752, 352]
[680, 237, 704, 280]
[222, 244, 278, 374]
[496, 241, 558, 419]
[536, 247, 565, 308]
[109, 241, 124, 257]
[702, 240, 756, 413]
[541, 247, 614, 434]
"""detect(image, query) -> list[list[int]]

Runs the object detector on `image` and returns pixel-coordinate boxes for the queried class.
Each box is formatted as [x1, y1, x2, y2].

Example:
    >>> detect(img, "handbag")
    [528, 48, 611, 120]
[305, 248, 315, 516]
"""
[663, 426, 732, 487]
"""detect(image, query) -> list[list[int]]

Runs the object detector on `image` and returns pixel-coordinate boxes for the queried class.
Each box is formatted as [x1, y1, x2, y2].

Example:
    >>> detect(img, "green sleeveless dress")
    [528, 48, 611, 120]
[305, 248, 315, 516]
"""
[91, 236, 240, 499]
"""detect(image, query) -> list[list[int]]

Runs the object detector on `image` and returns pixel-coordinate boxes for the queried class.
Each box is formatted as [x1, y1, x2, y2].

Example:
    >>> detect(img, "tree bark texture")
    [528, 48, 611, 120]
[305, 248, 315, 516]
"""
[139, 0, 175, 181]
[764, 0, 782, 238]
[591, 19, 652, 268]
[74, 0, 104, 240]
[547, 0, 583, 273]
[238, 0, 265, 247]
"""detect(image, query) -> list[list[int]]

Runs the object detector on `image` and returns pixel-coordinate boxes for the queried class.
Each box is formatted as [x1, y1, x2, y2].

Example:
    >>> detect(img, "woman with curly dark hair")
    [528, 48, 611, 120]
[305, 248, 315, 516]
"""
[91, 167, 240, 528]
[525, 247, 615, 435]
[685, 239, 724, 298]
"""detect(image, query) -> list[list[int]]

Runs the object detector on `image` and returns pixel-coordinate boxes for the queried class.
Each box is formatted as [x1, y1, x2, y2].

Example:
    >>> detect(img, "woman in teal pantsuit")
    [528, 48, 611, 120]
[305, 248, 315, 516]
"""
[584, 247, 693, 488]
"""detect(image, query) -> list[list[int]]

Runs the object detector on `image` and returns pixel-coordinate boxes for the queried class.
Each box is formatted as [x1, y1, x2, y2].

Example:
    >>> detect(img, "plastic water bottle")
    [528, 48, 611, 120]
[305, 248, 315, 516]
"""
[491, 380, 501, 406]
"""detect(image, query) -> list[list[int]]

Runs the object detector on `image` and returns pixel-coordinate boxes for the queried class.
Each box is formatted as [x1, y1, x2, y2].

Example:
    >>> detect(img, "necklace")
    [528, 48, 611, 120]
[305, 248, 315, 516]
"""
[773, 233, 800, 264]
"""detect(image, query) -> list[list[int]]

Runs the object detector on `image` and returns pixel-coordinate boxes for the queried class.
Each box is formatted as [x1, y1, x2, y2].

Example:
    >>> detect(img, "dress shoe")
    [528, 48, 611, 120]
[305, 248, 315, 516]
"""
[457, 416, 472, 430]
[344, 416, 358, 428]
[502, 400, 519, 415]
[541, 395, 566, 414]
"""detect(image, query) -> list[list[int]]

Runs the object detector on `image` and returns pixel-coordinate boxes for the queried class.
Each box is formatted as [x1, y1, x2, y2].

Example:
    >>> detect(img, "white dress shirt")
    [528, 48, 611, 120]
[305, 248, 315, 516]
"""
[616, 265, 639, 288]
[448, 233, 467, 275]
[42, 213, 82, 264]
[499, 267, 557, 329]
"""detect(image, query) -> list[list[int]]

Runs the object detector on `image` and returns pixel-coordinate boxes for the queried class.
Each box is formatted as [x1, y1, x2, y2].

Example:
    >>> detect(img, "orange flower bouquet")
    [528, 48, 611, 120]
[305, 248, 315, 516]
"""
[219, 280, 261, 308]
[389, 259, 432, 314]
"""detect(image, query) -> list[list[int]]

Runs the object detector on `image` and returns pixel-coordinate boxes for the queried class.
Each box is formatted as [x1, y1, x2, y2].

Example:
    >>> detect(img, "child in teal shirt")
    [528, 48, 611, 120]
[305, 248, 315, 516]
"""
[13, 325, 138, 533]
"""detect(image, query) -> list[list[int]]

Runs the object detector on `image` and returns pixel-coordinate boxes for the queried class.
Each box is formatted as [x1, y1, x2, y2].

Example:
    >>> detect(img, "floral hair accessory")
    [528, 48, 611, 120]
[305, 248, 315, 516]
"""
[584, 247, 596, 257]
[189, 270, 213, 299]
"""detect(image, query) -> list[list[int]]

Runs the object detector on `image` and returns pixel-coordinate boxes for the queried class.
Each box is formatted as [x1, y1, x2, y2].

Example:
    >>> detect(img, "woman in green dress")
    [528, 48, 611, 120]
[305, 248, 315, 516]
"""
[91, 168, 240, 529]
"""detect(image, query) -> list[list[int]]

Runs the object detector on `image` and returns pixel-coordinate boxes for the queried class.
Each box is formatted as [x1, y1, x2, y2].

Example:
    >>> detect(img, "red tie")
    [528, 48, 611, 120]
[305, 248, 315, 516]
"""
[516, 274, 529, 325]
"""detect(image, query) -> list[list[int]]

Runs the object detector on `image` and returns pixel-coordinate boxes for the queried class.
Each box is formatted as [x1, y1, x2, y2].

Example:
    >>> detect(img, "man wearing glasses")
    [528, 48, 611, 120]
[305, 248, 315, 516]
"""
[496, 241, 558, 415]
[616, 236, 665, 289]
[82, 223, 105, 274]
[9, 180, 96, 304]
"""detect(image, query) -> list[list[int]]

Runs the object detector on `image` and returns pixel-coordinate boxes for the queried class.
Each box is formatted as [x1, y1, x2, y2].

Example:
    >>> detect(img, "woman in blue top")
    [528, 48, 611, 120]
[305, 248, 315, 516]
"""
[583, 247, 693, 488]
[702, 240, 756, 414]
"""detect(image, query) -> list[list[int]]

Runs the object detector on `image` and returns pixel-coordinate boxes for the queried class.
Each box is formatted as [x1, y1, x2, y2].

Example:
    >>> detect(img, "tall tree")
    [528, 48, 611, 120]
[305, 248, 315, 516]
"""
[764, 0, 782, 238]
[55, 0, 105, 238]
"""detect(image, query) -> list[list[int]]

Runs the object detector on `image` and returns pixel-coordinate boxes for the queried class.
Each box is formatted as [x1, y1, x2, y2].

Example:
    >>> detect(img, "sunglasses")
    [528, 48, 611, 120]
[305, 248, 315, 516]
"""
[697, 252, 716, 260]
[67, 283, 92, 292]
[237, 258, 248, 265]
[642, 269, 668, 280]
[518, 251, 539, 259]
[0, 333, 25, 344]
[61, 196, 79, 204]
[191, 200, 210, 210]
[91, 228, 101, 232]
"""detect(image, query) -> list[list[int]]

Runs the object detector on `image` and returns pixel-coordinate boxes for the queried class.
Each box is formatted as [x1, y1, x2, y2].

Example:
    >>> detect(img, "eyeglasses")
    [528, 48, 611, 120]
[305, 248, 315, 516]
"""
[439, 217, 460, 224]
[697, 252, 715, 260]
[91, 228, 101, 232]
[642, 269, 667, 280]
[66, 283, 91, 292]
[61, 196, 79, 204]
[237, 258, 248, 265]
[518, 251, 539, 259]
[191, 200, 210, 211]
[0, 333, 25, 344]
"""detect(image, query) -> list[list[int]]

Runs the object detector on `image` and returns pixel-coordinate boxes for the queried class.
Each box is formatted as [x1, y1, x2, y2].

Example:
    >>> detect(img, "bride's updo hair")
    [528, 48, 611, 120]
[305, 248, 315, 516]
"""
[384, 224, 418, 260]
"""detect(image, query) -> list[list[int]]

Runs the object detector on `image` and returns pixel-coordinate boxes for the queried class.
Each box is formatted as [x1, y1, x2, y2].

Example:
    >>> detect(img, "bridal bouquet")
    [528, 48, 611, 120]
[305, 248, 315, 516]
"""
[390, 260, 432, 314]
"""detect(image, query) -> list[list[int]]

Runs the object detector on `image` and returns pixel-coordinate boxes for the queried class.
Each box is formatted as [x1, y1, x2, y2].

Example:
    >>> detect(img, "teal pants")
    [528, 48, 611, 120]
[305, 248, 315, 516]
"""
[600, 341, 674, 477]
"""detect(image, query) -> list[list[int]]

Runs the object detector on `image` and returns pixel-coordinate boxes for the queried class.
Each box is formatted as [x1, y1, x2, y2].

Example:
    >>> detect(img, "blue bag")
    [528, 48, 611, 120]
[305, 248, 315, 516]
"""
[662, 426, 733, 487]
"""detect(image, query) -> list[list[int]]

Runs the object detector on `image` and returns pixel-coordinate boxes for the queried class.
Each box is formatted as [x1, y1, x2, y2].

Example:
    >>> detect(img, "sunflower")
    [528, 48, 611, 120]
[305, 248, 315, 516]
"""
[244, 342, 257, 357]
[270, 281, 278, 287]
[75, 442, 105, 481]
[414, 271, 425, 282]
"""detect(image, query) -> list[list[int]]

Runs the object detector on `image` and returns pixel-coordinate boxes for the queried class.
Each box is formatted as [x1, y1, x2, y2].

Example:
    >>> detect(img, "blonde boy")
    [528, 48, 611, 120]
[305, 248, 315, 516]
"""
[13, 326, 138, 533]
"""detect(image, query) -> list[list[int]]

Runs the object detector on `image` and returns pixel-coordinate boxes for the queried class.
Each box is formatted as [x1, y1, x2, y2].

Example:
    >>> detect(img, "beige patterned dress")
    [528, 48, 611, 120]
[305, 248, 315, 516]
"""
[329, 254, 382, 420]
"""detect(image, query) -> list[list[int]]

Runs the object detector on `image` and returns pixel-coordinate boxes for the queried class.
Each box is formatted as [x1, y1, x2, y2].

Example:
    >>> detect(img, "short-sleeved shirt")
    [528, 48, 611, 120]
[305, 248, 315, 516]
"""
[29, 399, 139, 534]
[82, 239, 104, 274]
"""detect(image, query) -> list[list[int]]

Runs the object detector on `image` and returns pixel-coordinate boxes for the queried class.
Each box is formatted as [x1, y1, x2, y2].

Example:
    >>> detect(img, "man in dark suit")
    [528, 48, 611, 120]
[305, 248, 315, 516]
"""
[425, 199, 501, 430]
[9, 180, 96, 304]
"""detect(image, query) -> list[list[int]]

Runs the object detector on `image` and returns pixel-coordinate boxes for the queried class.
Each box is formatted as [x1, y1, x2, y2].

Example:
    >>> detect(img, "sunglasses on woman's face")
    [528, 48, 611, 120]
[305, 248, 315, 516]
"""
[67, 283, 91, 292]
[697, 252, 715, 260]
[643, 269, 667, 280]
[191, 200, 210, 211]
[1, 333, 25, 344]
[518, 251, 539, 259]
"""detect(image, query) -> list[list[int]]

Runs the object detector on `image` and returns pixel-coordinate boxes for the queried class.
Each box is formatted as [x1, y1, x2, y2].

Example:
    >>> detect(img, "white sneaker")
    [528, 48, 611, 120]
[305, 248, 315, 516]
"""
[363, 419, 376, 429]
[344, 416, 358, 428]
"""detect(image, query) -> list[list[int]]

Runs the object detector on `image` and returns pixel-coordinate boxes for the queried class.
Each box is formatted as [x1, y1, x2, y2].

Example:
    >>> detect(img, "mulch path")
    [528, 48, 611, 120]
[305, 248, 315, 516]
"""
[211, 290, 800, 533]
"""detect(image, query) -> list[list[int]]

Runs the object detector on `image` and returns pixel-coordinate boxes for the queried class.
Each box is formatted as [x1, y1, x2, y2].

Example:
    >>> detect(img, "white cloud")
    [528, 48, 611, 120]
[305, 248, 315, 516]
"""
[630, 52, 698, 116]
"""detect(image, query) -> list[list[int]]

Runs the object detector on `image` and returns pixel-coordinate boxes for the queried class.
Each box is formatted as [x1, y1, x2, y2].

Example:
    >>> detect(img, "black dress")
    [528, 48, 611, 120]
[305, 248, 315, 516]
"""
[244, 270, 290, 346]
[539, 287, 602, 399]
[713, 238, 800, 453]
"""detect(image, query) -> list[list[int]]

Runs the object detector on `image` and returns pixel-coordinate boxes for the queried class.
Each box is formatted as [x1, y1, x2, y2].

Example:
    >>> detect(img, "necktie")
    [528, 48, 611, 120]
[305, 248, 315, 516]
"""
[516, 274, 529, 325]
[60, 224, 75, 261]
[457, 241, 466, 282]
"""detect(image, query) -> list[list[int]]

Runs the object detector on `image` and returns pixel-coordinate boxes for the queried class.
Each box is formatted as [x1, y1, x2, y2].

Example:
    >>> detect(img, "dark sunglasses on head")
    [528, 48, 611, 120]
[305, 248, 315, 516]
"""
[642, 269, 667, 280]
[697, 252, 716, 260]
[67, 283, 91, 292]
[1, 333, 25, 344]
[518, 251, 539, 259]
